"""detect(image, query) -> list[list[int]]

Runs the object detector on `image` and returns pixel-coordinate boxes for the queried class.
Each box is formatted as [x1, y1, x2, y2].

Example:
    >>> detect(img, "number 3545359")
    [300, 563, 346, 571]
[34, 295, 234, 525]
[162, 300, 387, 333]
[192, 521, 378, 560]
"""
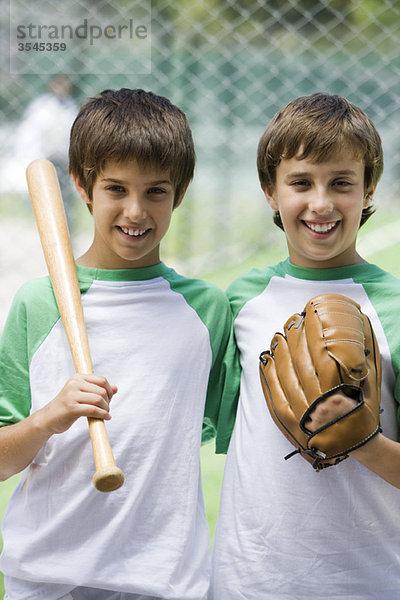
[17, 42, 67, 51]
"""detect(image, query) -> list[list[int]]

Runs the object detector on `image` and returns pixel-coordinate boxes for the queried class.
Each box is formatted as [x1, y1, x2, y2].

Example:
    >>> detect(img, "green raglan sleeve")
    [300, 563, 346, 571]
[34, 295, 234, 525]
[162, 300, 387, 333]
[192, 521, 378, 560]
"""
[166, 270, 241, 453]
[201, 290, 241, 454]
[358, 267, 400, 424]
[0, 277, 60, 426]
[0, 288, 33, 426]
[207, 265, 281, 450]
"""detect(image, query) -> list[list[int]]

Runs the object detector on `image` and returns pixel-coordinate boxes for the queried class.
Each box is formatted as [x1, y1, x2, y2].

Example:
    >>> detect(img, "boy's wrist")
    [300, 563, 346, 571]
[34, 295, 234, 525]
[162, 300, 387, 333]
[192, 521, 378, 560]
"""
[350, 433, 400, 488]
[29, 407, 58, 441]
[350, 431, 382, 460]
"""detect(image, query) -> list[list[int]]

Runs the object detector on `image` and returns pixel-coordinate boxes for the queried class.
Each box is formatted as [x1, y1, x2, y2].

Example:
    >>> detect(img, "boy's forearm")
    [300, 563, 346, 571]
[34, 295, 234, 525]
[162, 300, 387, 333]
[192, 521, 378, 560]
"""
[0, 410, 54, 481]
[351, 433, 400, 489]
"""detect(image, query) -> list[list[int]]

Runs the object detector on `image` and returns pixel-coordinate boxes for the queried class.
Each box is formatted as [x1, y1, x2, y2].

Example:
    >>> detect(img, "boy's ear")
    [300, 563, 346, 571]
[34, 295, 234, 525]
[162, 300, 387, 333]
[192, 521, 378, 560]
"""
[73, 175, 91, 207]
[173, 183, 189, 209]
[261, 184, 278, 211]
[364, 186, 376, 208]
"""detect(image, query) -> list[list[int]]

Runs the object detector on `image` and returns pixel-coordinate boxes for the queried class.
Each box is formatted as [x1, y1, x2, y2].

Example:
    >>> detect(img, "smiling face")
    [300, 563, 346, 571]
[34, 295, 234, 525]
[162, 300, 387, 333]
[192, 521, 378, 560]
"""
[263, 151, 373, 269]
[74, 160, 182, 269]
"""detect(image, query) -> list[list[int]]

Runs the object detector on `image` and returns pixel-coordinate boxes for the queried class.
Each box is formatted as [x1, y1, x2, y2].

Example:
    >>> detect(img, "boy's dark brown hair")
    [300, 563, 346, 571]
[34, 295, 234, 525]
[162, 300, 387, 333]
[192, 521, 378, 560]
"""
[69, 88, 195, 208]
[257, 92, 384, 229]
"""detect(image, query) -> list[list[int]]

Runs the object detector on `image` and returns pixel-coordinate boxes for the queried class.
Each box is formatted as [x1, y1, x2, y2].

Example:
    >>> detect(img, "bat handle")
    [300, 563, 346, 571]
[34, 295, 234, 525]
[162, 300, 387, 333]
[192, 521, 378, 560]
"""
[88, 418, 125, 492]
[75, 342, 124, 492]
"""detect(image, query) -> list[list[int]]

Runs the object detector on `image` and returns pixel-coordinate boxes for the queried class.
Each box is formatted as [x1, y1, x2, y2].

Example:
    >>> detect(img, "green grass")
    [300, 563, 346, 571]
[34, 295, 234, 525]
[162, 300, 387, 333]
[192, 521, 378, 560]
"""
[0, 477, 18, 526]
[0, 476, 19, 528]
[0, 475, 20, 597]
[201, 442, 226, 542]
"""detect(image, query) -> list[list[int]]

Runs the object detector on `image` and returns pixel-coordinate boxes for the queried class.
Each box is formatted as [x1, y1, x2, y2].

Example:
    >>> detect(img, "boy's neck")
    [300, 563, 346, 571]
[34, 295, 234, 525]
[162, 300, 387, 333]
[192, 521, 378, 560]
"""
[76, 244, 162, 270]
[287, 247, 368, 271]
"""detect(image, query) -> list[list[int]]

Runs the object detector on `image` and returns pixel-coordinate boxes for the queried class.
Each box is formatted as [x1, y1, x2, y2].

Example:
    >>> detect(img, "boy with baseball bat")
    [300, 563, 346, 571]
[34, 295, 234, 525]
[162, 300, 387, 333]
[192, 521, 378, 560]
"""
[0, 88, 239, 600]
[209, 93, 400, 599]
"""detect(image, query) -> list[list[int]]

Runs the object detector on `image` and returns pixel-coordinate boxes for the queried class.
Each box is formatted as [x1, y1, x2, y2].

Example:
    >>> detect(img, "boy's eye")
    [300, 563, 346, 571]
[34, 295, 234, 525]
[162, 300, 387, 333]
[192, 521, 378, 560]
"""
[147, 187, 166, 195]
[107, 185, 126, 193]
[332, 180, 352, 189]
[291, 180, 310, 188]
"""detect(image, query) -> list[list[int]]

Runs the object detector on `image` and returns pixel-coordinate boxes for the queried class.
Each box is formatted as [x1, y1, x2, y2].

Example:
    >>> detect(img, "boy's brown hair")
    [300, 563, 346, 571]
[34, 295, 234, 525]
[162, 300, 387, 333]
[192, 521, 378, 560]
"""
[257, 93, 384, 229]
[69, 88, 195, 207]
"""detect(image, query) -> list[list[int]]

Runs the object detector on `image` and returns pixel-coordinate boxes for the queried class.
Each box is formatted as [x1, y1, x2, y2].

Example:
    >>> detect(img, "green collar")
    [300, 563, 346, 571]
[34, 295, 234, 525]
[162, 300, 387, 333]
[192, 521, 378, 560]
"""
[281, 257, 380, 281]
[75, 261, 172, 282]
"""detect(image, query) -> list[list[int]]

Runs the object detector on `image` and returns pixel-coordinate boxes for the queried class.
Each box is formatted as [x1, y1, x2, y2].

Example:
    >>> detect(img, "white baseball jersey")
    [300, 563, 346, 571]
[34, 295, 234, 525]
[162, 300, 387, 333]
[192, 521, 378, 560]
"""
[0, 262, 239, 600]
[210, 258, 400, 600]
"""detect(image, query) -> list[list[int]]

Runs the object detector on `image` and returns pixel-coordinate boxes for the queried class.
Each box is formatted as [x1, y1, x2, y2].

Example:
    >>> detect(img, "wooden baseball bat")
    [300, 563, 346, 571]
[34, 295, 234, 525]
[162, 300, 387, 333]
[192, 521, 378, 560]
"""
[26, 158, 124, 493]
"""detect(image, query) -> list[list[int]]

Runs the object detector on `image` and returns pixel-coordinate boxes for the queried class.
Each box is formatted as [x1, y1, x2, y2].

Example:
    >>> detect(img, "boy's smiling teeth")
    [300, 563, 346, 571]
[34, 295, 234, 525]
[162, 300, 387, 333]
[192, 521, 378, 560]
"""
[120, 226, 148, 237]
[304, 221, 337, 233]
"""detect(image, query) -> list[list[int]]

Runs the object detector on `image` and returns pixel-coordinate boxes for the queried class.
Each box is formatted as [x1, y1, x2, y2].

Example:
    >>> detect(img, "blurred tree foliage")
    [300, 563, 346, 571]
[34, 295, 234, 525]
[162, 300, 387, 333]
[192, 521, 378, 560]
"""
[1, 0, 399, 116]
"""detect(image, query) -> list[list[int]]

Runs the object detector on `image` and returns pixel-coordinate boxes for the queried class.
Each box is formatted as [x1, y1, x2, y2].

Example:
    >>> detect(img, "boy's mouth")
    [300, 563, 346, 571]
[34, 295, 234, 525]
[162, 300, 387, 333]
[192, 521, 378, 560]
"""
[303, 220, 339, 234]
[119, 226, 149, 237]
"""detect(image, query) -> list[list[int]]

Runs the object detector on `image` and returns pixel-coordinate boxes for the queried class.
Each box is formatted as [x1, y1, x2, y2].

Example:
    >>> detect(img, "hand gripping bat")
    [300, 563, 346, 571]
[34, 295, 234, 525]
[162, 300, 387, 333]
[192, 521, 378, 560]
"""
[26, 159, 124, 492]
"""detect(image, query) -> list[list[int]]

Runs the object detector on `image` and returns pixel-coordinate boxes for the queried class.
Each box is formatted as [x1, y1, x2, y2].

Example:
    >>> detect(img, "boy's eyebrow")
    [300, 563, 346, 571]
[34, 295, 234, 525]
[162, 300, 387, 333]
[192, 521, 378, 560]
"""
[285, 169, 359, 178]
[101, 177, 172, 185]
[146, 179, 172, 185]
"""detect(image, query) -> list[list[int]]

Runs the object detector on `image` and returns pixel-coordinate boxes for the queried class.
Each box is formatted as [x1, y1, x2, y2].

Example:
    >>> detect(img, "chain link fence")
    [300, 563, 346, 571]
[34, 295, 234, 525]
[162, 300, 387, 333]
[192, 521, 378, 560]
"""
[1, 0, 400, 330]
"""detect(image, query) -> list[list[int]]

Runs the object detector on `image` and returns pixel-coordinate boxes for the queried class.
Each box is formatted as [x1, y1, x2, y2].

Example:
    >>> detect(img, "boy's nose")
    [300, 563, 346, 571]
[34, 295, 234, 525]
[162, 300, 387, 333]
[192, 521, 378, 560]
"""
[124, 196, 147, 221]
[308, 190, 334, 215]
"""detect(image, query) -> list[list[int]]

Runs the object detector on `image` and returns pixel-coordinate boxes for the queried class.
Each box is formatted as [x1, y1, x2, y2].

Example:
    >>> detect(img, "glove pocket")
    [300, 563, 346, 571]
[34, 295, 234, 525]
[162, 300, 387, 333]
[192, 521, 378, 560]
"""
[305, 386, 381, 461]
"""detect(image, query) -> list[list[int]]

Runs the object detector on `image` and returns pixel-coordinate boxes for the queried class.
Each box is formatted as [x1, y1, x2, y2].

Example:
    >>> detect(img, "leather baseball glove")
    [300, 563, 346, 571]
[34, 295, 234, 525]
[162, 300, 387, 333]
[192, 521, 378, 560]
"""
[259, 294, 382, 470]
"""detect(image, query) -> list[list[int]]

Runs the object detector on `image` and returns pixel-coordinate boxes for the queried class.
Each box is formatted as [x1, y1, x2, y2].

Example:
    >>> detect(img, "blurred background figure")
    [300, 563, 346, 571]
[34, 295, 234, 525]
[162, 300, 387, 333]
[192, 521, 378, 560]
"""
[13, 75, 78, 228]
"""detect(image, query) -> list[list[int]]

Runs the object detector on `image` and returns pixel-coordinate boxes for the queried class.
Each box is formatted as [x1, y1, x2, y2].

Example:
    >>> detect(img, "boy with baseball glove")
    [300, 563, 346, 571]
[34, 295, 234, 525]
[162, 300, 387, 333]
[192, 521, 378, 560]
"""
[0, 88, 239, 600]
[209, 93, 400, 599]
